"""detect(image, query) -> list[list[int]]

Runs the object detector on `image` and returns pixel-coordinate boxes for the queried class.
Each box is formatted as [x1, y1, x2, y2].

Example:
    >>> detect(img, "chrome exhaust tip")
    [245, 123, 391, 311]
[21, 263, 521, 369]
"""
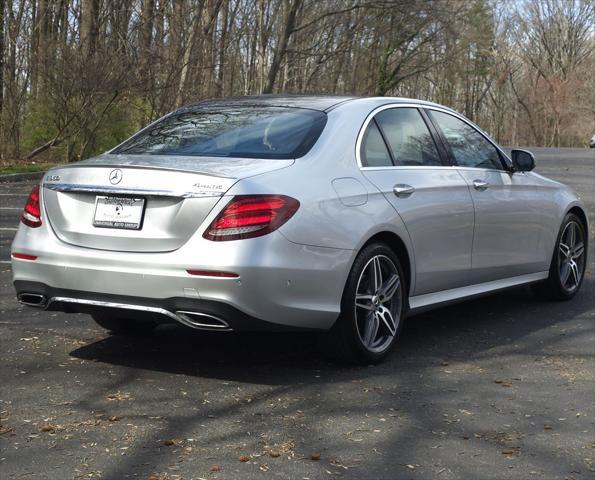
[18, 293, 48, 308]
[175, 311, 231, 330]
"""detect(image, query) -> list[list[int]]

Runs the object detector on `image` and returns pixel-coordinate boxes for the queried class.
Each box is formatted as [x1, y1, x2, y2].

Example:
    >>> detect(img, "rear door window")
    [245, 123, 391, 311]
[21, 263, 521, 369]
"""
[374, 108, 442, 166]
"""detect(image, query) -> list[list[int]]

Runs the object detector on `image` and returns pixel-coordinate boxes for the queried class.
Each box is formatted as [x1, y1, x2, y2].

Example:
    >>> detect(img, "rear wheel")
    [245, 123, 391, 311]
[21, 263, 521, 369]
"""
[92, 314, 158, 335]
[532, 213, 587, 300]
[326, 243, 406, 364]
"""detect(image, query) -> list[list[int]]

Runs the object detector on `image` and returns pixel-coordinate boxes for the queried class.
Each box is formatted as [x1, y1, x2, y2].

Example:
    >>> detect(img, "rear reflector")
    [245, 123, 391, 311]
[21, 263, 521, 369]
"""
[186, 269, 239, 278]
[12, 253, 38, 261]
[203, 194, 299, 241]
[21, 184, 42, 228]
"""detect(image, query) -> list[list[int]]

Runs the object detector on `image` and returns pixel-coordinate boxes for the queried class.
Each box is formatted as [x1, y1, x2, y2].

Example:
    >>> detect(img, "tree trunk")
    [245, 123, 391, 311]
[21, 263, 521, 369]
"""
[80, 0, 99, 57]
[215, 0, 229, 97]
[140, 0, 154, 82]
[263, 0, 302, 94]
[0, 0, 4, 118]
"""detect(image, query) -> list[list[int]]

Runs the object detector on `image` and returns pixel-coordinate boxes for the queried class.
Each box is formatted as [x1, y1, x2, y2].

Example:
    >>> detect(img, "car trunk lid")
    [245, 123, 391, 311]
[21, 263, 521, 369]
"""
[42, 154, 293, 252]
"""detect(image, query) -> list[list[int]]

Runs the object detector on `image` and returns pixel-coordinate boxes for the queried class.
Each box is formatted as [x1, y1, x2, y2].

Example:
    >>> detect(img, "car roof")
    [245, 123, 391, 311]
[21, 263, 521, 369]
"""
[184, 95, 358, 112]
[182, 94, 454, 113]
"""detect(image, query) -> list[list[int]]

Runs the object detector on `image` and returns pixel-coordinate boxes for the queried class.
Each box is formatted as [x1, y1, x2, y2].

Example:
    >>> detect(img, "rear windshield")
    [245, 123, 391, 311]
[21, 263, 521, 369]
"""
[112, 106, 327, 159]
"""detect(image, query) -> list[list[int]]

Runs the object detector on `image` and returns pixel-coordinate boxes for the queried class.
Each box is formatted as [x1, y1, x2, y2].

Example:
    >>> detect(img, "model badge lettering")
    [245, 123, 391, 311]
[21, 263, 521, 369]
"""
[45, 174, 60, 182]
[193, 183, 224, 191]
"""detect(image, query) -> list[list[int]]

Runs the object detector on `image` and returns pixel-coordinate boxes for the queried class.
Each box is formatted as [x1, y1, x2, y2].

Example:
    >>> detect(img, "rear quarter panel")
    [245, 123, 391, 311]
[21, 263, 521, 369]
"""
[225, 101, 419, 290]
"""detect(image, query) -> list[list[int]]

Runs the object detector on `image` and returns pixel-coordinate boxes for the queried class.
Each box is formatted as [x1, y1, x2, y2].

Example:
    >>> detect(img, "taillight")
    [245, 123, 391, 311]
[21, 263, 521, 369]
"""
[21, 185, 42, 228]
[12, 253, 38, 261]
[203, 194, 300, 241]
[186, 269, 239, 278]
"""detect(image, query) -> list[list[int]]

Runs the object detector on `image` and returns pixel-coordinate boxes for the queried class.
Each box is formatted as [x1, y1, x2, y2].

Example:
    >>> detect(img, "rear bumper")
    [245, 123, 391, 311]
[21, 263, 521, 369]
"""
[11, 221, 353, 331]
[14, 281, 309, 332]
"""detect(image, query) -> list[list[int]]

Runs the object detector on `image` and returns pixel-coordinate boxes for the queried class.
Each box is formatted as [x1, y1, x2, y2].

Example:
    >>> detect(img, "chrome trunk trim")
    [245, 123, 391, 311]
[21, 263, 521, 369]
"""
[43, 183, 224, 198]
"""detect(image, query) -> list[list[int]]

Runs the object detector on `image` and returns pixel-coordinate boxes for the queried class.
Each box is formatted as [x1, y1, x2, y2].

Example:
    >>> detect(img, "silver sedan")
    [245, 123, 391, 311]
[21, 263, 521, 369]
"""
[11, 96, 589, 364]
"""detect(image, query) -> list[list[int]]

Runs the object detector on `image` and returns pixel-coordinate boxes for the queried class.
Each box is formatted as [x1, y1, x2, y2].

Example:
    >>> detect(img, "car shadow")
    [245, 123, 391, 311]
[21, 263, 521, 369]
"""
[70, 275, 594, 385]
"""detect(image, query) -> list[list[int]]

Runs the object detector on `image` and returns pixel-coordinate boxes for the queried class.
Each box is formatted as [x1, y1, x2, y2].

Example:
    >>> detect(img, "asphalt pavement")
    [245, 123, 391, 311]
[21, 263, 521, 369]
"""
[1, 148, 594, 480]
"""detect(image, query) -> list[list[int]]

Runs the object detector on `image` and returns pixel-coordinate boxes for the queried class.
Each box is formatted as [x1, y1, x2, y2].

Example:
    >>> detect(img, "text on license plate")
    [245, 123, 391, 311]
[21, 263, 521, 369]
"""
[93, 196, 145, 230]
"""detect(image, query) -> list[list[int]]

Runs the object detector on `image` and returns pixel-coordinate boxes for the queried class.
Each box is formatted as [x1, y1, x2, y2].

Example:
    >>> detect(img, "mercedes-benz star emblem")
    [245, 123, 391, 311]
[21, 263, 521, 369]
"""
[109, 169, 123, 185]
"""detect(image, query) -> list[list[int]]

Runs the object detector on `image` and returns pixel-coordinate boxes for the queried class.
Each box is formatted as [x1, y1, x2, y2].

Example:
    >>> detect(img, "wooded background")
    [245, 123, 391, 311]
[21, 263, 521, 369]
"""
[1, 0, 593, 163]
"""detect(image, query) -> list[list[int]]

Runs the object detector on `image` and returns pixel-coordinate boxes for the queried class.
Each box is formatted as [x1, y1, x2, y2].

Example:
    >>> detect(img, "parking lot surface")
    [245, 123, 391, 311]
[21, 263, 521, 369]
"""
[1, 148, 594, 479]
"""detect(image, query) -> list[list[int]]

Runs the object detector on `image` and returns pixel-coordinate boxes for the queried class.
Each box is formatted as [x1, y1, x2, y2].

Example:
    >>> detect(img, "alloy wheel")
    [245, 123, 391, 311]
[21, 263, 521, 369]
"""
[354, 255, 402, 353]
[558, 220, 585, 292]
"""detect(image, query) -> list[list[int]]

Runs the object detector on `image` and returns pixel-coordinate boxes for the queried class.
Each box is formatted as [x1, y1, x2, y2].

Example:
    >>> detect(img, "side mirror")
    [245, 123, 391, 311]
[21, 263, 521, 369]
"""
[511, 149, 535, 172]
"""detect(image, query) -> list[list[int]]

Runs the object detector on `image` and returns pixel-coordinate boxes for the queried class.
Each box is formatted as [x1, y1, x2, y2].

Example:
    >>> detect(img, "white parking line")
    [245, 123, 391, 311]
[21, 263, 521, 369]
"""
[0, 193, 28, 196]
[0, 227, 17, 231]
[0, 207, 21, 210]
[0, 260, 11, 264]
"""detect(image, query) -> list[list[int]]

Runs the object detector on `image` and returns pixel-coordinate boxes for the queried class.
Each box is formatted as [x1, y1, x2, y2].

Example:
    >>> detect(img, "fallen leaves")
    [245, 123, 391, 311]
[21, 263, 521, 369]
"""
[264, 439, 295, 459]
[210, 465, 221, 472]
[239, 454, 250, 462]
[39, 423, 63, 434]
[501, 447, 521, 458]
[0, 425, 13, 435]
[147, 474, 168, 480]
[494, 379, 512, 387]
[310, 453, 321, 461]
[492, 431, 523, 458]
[105, 391, 132, 401]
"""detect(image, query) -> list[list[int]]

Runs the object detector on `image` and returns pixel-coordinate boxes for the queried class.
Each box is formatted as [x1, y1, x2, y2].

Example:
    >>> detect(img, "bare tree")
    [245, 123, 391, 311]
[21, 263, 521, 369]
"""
[1, 0, 593, 162]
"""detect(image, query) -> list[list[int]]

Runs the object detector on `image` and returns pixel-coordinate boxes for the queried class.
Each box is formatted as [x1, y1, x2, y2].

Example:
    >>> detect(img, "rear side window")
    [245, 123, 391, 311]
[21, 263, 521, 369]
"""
[428, 110, 503, 170]
[374, 108, 442, 166]
[113, 106, 327, 159]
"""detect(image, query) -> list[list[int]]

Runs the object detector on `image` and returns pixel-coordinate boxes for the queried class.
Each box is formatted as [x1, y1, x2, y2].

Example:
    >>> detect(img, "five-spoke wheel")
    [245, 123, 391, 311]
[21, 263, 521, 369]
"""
[558, 220, 586, 293]
[533, 213, 587, 300]
[354, 255, 402, 353]
[327, 243, 405, 364]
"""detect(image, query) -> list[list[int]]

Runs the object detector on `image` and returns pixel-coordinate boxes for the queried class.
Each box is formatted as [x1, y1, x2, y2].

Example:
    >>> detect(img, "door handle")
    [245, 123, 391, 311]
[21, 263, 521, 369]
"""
[393, 184, 415, 197]
[473, 179, 489, 191]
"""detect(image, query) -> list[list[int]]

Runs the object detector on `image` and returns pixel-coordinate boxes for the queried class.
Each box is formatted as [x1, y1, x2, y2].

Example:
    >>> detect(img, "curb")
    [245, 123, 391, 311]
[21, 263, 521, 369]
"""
[0, 172, 44, 183]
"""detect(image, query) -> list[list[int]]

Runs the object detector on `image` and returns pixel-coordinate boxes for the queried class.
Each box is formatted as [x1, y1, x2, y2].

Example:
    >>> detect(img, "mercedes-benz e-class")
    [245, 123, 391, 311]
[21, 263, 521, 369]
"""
[12, 96, 588, 363]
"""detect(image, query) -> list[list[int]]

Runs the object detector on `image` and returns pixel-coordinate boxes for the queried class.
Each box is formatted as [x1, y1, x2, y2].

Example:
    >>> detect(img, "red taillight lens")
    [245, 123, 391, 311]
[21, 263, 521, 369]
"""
[186, 269, 239, 278]
[21, 185, 42, 228]
[203, 194, 300, 241]
[12, 253, 38, 261]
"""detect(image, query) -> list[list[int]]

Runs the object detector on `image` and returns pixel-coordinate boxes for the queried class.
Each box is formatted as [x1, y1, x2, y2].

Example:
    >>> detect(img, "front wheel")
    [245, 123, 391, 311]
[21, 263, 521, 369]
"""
[325, 243, 406, 364]
[532, 213, 587, 300]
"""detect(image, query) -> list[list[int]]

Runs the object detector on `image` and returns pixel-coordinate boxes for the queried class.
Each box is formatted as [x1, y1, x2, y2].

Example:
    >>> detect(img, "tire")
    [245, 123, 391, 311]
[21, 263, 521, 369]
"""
[92, 314, 158, 335]
[532, 213, 587, 301]
[325, 243, 406, 365]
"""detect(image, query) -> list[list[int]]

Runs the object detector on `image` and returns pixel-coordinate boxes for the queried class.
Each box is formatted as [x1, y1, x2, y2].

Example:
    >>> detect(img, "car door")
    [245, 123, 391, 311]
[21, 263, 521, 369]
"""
[426, 109, 549, 284]
[359, 106, 475, 296]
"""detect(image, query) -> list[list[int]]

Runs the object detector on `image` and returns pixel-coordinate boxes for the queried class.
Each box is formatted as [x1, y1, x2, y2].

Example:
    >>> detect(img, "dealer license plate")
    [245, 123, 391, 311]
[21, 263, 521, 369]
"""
[93, 196, 145, 230]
